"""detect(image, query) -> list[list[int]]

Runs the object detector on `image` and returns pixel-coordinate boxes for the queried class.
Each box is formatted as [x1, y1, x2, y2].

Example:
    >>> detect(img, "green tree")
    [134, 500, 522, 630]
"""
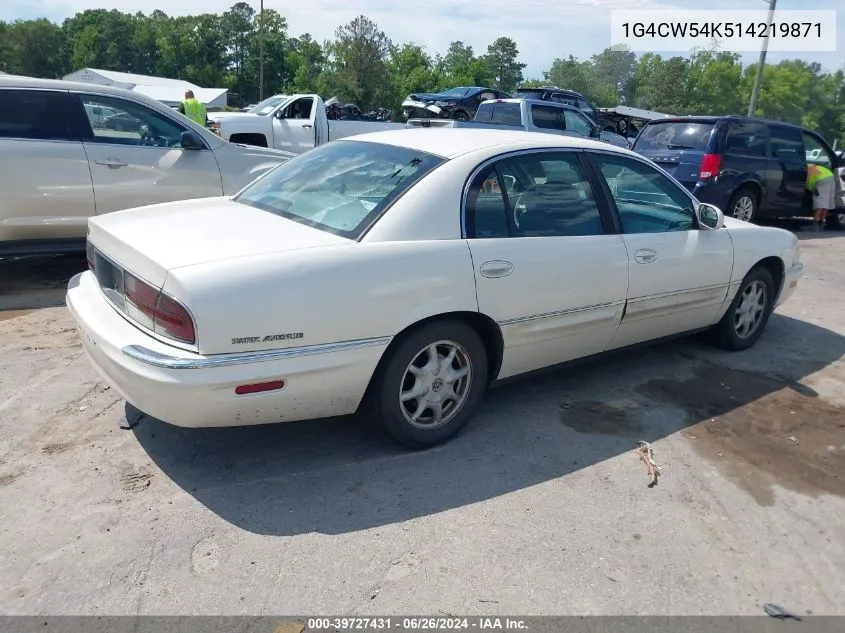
[321, 15, 392, 110]
[245, 9, 293, 100]
[483, 36, 526, 92]
[686, 49, 743, 115]
[5, 19, 67, 78]
[545, 55, 592, 96]
[221, 2, 256, 105]
[289, 34, 324, 93]
[590, 46, 636, 103]
[388, 43, 437, 112]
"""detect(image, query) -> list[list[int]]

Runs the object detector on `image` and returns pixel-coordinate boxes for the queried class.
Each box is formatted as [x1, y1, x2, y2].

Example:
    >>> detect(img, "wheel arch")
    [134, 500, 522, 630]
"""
[755, 255, 785, 301]
[362, 311, 504, 405]
[733, 181, 763, 208]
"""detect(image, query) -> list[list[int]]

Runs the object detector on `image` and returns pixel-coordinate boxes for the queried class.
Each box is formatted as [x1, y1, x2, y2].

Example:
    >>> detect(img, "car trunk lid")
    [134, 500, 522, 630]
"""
[87, 197, 350, 289]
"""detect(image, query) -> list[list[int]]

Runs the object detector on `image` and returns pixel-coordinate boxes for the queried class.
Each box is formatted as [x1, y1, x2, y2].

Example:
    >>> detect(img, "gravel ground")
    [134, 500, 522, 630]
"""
[0, 230, 843, 616]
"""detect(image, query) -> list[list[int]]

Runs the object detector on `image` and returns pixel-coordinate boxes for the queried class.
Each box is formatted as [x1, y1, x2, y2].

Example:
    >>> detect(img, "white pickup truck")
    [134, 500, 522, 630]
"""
[207, 94, 407, 154]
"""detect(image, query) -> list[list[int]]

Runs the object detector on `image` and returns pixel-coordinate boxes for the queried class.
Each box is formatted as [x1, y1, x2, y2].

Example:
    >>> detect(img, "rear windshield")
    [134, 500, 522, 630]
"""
[233, 140, 445, 239]
[513, 90, 545, 100]
[634, 121, 715, 151]
[475, 102, 521, 126]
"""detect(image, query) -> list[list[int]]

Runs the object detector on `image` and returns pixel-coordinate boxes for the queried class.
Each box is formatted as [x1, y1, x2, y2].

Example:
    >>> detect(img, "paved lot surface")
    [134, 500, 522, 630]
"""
[1, 231, 844, 616]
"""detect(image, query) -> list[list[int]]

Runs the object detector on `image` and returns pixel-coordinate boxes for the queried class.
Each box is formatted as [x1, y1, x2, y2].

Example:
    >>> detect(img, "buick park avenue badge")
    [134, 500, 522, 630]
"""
[231, 333, 304, 345]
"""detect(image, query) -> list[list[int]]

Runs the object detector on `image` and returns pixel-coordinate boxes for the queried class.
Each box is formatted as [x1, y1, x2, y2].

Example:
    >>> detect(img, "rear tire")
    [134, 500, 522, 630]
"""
[709, 265, 775, 351]
[826, 213, 843, 231]
[727, 186, 758, 223]
[366, 320, 488, 448]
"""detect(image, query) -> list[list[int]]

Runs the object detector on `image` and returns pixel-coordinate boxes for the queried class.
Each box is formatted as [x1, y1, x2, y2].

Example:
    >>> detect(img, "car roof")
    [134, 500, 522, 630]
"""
[645, 114, 807, 130]
[342, 127, 625, 159]
[0, 74, 175, 110]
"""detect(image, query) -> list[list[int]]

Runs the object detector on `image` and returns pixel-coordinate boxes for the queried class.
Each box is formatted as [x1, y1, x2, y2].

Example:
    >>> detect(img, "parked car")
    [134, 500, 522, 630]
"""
[0, 75, 296, 257]
[401, 86, 512, 121]
[406, 98, 630, 148]
[511, 86, 615, 130]
[631, 115, 845, 229]
[207, 93, 406, 154]
[67, 129, 803, 448]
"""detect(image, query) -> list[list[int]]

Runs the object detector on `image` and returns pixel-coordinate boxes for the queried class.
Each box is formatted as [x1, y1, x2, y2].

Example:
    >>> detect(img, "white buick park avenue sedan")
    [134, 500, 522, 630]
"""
[67, 129, 803, 447]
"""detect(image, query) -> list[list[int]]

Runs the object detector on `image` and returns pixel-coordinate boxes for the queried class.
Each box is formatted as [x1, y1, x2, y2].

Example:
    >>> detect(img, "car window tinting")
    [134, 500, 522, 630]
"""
[466, 152, 605, 238]
[634, 121, 715, 151]
[769, 124, 804, 160]
[0, 89, 71, 141]
[531, 105, 565, 131]
[475, 103, 521, 126]
[233, 140, 444, 239]
[725, 121, 768, 157]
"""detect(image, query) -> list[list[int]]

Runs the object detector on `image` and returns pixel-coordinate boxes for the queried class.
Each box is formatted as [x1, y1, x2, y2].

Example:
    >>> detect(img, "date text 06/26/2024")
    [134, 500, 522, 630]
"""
[610, 9, 837, 53]
[304, 617, 528, 631]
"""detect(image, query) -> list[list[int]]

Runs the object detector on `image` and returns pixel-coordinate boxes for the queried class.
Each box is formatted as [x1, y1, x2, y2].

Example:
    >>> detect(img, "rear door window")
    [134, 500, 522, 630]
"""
[475, 102, 522, 126]
[531, 105, 565, 132]
[634, 121, 715, 151]
[769, 124, 804, 160]
[0, 89, 72, 141]
[724, 121, 769, 157]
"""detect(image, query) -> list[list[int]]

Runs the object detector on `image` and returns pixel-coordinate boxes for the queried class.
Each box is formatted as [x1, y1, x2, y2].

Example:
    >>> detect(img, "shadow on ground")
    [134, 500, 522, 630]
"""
[0, 254, 86, 312]
[132, 313, 845, 536]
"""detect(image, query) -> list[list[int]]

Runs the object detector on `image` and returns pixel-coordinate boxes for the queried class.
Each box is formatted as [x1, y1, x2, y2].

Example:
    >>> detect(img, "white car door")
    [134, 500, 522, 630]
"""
[0, 88, 95, 247]
[74, 93, 223, 215]
[586, 151, 734, 350]
[464, 150, 630, 380]
[271, 96, 317, 153]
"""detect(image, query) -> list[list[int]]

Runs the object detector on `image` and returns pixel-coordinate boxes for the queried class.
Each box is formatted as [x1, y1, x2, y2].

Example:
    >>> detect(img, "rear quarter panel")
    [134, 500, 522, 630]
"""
[163, 240, 479, 355]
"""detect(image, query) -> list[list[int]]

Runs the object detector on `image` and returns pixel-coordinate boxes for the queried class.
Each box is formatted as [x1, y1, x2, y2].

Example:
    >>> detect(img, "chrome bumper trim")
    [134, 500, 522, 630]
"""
[122, 336, 392, 370]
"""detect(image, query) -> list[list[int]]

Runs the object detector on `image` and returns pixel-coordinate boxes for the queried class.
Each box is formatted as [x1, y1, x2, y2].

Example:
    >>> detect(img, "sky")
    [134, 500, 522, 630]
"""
[2, 0, 843, 79]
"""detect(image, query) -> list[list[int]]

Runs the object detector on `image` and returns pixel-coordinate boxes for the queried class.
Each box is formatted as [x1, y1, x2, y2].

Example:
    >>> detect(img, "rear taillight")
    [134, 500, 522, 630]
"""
[123, 271, 196, 345]
[154, 293, 195, 344]
[699, 153, 722, 180]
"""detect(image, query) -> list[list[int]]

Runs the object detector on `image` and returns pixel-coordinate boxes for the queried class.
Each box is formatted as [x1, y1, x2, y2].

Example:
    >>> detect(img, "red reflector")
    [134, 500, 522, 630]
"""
[699, 153, 722, 180]
[235, 380, 285, 395]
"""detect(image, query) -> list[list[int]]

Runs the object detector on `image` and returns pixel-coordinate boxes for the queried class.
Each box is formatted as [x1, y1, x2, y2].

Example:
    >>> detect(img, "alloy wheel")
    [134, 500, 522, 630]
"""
[399, 340, 473, 429]
[734, 279, 767, 339]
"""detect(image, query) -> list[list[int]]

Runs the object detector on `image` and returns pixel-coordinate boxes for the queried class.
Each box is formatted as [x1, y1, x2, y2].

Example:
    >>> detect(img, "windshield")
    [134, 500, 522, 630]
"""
[233, 140, 445, 239]
[437, 87, 473, 98]
[635, 121, 715, 151]
[247, 96, 288, 115]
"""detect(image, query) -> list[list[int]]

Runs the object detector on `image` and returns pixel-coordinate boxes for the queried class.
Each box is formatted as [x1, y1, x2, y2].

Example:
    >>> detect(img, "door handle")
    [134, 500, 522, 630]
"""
[634, 248, 658, 264]
[480, 260, 514, 278]
[94, 158, 128, 168]
[302, 124, 313, 129]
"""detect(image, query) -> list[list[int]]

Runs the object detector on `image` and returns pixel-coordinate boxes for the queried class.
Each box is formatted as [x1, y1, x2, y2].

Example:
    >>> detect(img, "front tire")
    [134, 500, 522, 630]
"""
[367, 320, 488, 448]
[709, 266, 775, 351]
[453, 111, 470, 121]
[727, 187, 758, 223]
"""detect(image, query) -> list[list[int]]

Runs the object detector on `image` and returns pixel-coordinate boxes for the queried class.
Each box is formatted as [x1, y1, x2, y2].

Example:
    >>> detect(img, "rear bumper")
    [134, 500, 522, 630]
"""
[776, 262, 803, 308]
[66, 271, 389, 428]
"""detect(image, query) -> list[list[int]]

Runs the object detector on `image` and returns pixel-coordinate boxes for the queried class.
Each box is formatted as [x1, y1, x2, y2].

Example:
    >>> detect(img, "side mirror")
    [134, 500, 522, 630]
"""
[180, 130, 204, 150]
[697, 202, 725, 229]
[274, 109, 285, 119]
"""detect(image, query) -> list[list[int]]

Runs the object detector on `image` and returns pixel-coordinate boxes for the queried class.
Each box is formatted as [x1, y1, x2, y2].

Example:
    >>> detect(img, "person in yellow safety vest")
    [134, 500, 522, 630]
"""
[179, 90, 207, 126]
[806, 162, 835, 231]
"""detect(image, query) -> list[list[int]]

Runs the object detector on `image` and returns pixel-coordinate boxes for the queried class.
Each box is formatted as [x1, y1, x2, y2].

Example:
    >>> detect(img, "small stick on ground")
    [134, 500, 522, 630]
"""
[635, 440, 662, 487]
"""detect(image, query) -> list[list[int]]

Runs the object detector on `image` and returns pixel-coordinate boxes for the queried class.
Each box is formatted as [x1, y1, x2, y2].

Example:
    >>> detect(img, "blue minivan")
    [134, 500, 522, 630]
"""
[631, 115, 844, 229]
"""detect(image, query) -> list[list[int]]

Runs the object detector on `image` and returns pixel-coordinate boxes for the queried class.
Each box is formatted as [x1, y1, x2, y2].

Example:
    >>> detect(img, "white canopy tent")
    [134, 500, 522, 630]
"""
[62, 68, 228, 109]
